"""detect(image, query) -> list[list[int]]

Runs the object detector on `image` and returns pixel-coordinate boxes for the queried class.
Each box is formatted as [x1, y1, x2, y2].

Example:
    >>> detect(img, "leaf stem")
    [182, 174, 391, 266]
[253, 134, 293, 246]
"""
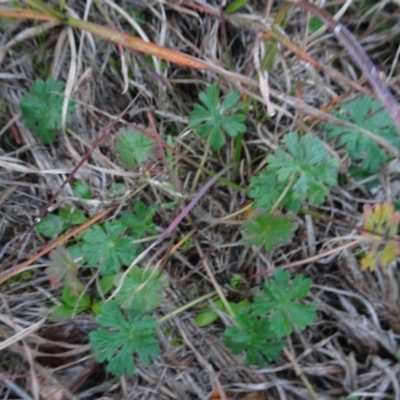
[283, 346, 319, 400]
[233, 133, 243, 165]
[191, 133, 211, 193]
[271, 176, 295, 212]
[157, 292, 216, 323]
[195, 240, 236, 319]
[217, 201, 253, 222]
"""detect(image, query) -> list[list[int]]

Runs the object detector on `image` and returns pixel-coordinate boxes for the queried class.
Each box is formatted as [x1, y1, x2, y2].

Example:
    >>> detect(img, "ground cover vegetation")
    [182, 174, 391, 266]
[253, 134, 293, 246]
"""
[0, 0, 400, 399]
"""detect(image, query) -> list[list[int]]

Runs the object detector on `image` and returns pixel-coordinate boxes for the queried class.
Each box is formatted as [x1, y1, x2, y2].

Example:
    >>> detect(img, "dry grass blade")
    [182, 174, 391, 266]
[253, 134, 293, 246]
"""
[0, 315, 46, 351]
[1, 1, 400, 399]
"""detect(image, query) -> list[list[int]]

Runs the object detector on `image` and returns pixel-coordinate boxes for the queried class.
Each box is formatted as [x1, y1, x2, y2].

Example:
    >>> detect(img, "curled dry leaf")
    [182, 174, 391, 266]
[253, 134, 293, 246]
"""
[46, 247, 79, 288]
[359, 202, 400, 271]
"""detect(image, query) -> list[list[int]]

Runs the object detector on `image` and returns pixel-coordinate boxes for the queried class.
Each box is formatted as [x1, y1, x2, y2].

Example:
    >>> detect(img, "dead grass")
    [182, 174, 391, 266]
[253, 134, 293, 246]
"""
[1, 0, 400, 399]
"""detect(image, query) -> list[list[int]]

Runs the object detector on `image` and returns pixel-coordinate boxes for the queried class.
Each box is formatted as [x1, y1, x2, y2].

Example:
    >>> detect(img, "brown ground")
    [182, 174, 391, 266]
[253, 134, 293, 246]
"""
[1, 1, 400, 399]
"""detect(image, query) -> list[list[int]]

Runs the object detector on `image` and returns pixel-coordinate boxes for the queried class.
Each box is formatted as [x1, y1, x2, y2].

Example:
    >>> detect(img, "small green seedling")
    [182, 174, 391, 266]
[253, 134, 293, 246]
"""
[248, 133, 338, 213]
[243, 213, 298, 251]
[73, 180, 92, 200]
[244, 132, 338, 251]
[116, 129, 155, 169]
[190, 84, 246, 151]
[308, 16, 324, 33]
[223, 268, 317, 366]
[20, 78, 75, 144]
[80, 220, 138, 275]
[36, 206, 88, 239]
[53, 280, 91, 318]
[324, 95, 399, 174]
[265, 133, 338, 207]
[41, 200, 158, 314]
[120, 200, 157, 238]
[223, 307, 286, 366]
[89, 301, 160, 377]
[114, 267, 165, 312]
[195, 299, 250, 327]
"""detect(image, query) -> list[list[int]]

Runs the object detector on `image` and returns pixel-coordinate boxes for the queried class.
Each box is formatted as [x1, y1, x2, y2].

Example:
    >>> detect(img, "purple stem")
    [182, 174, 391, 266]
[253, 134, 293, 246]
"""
[155, 166, 231, 245]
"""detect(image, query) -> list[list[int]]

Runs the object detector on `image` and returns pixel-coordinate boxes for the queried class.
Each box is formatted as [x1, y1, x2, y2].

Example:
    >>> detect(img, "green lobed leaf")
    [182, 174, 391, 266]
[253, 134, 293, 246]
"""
[269, 307, 292, 338]
[199, 84, 218, 110]
[285, 303, 318, 330]
[89, 301, 160, 377]
[81, 221, 139, 275]
[247, 172, 302, 212]
[117, 130, 155, 169]
[53, 304, 81, 318]
[53, 280, 91, 317]
[20, 78, 75, 144]
[223, 308, 285, 366]
[73, 181, 92, 199]
[308, 16, 324, 33]
[59, 207, 88, 225]
[114, 267, 165, 312]
[92, 301, 105, 316]
[243, 213, 298, 251]
[253, 268, 317, 337]
[266, 133, 338, 205]
[248, 133, 337, 212]
[120, 200, 157, 238]
[195, 309, 219, 327]
[61, 281, 91, 309]
[36, 214, 65, 238]
[99, 275, 115, 295]
[67, 243, 85, 267]
[324, 95, 399, 174]
[190, 84, 246, 151]
[195, 299, 250, 327]
[220, 92, 241, 110]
